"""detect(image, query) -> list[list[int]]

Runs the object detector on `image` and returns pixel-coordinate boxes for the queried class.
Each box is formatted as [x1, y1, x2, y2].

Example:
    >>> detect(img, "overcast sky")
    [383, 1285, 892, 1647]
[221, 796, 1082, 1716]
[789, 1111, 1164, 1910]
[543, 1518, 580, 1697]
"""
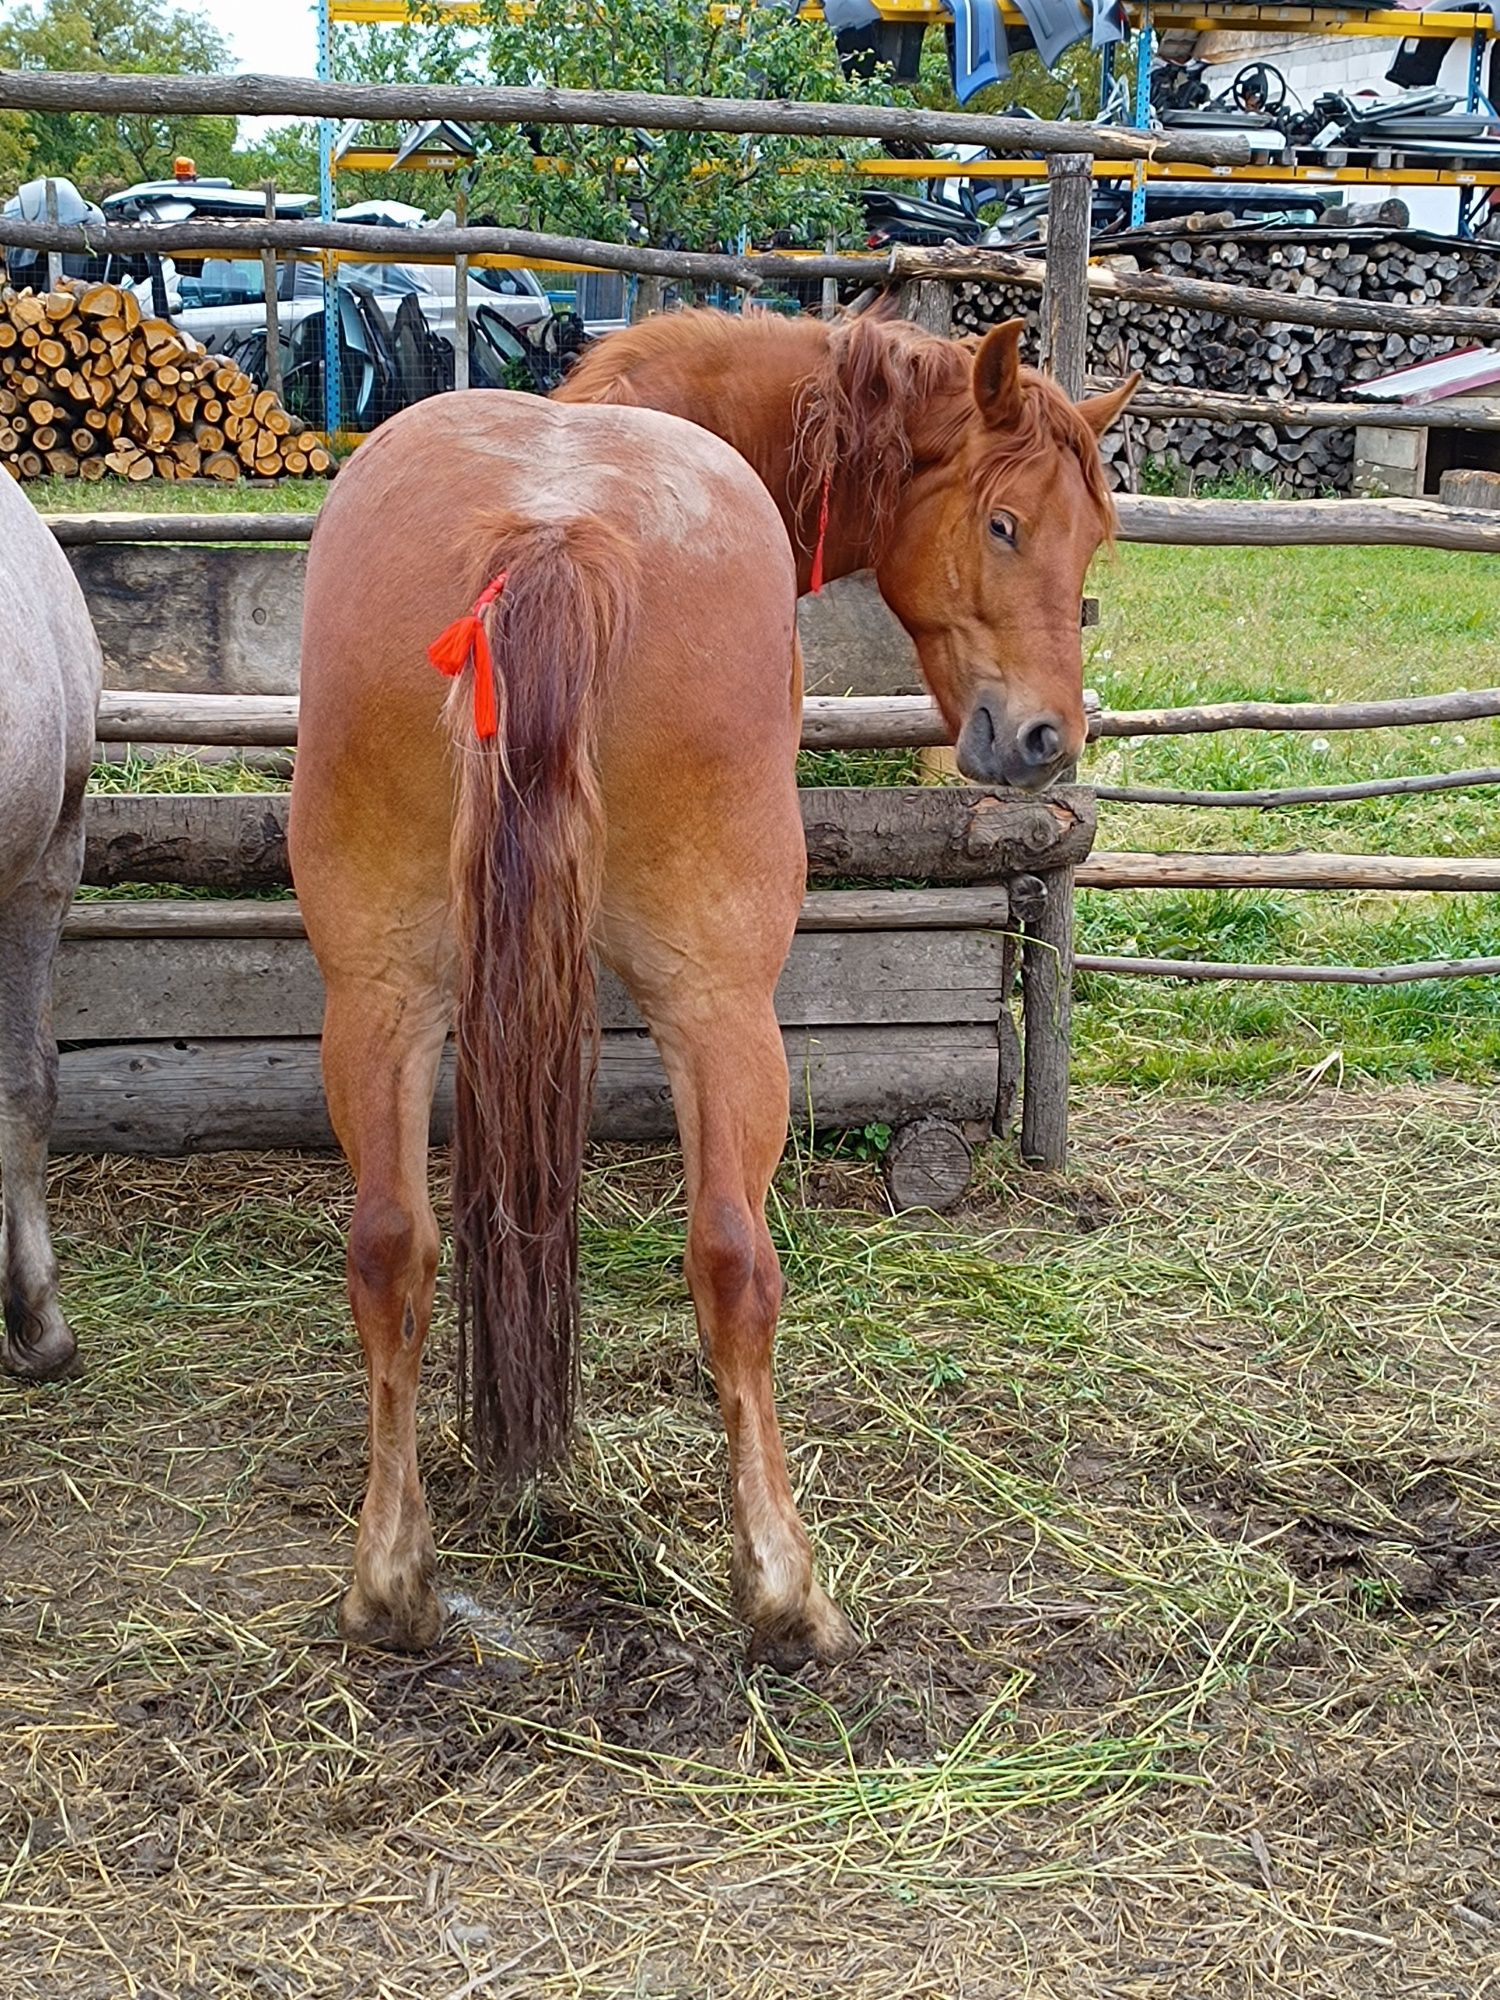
[198, 0, 320, 78]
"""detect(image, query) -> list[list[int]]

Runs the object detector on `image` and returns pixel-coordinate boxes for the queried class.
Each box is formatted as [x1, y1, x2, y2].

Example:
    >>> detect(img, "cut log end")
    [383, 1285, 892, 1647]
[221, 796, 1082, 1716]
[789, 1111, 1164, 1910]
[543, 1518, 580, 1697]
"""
[883, 1118, 975, 1213]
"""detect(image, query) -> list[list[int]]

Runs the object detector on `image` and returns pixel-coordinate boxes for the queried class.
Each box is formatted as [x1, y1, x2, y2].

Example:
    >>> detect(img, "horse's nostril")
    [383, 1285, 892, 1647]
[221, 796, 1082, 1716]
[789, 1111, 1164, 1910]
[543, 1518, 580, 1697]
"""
[1019, 719, 1062, 768]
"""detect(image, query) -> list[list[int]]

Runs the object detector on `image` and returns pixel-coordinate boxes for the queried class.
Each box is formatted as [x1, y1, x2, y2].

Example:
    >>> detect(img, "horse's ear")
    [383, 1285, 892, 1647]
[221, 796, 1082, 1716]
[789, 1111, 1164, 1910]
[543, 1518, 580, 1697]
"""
[1077, 372, 1141, 437]
[972, 319, 1026, 430]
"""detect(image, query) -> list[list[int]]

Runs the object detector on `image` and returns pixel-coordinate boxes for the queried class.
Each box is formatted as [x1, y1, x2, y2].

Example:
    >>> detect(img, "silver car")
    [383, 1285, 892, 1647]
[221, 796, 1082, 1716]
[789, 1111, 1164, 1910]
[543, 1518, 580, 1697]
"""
[171, 252, 553, 355]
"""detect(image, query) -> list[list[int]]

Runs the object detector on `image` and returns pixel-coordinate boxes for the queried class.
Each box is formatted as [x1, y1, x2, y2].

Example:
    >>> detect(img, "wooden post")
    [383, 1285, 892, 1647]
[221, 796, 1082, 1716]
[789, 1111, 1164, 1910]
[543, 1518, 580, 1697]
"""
[631, 273, 666, 322]
[1040, 152, 1090, 398]
[1019, 873, 1073, 1170]
[261, 183, 283, 402]
[896, 275, 961, 782]
[44, 178, 62, 292]
[1021, 153, 1092, 1171]
[897, 276, 953, 337]
[453, 187, 470, 392]
[821, 230, 839, 317]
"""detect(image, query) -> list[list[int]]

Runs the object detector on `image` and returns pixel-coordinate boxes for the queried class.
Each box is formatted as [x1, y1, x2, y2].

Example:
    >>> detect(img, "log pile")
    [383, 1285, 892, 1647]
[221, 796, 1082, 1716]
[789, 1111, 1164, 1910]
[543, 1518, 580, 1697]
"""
[0, 279, 330, 483]
[950, 229, 1500, 495]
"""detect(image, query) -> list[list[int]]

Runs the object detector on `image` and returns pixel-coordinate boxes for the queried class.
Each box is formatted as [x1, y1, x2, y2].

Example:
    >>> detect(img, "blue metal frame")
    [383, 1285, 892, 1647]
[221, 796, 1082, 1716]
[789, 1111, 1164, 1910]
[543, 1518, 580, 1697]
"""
[317, 0, 341, 436]
[1130, 2, 1153, 228]
[1467, 21, 1487, 111]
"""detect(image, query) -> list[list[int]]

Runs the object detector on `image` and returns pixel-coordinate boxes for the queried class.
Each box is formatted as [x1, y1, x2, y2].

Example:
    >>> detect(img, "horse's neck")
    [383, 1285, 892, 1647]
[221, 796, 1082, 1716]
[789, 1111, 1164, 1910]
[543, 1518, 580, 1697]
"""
[671, 338, 881, 590]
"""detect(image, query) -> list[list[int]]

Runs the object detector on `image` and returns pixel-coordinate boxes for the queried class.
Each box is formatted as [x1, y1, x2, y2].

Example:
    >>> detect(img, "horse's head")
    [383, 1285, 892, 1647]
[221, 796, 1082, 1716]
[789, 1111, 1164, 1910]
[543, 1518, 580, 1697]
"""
[867, 319, 1136, 791]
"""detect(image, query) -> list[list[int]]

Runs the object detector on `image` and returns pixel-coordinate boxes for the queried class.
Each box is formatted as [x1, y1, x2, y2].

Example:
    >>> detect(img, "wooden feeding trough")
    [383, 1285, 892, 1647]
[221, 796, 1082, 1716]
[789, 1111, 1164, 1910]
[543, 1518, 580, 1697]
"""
[55, 520, 1092, 1209]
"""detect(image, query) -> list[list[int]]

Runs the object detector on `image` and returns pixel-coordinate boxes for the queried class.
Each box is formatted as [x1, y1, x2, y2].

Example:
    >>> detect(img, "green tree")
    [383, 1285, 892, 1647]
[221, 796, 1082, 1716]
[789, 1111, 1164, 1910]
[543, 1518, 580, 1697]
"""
[0, 0, 238, 192]
[231, 120, 321, 199]
[472, 0, 882, 249]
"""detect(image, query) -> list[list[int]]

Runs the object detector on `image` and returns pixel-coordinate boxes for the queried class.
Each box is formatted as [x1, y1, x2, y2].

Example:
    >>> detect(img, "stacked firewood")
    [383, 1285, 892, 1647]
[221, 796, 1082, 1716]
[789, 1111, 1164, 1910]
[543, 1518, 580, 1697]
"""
[950, 230, 1500, 494]
[0, 279, 330, 483]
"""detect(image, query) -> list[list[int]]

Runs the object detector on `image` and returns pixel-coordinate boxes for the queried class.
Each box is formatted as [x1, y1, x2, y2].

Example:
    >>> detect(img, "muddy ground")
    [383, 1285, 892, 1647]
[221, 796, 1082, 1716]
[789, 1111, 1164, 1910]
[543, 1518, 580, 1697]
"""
[1, 1084, 1496, 1998]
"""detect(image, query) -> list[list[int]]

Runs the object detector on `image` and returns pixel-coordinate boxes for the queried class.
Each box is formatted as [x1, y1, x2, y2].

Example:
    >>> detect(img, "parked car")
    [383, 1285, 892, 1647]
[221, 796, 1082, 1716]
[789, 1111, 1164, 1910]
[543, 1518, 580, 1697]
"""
[163, 250, 553, 357]
[95, 175, 554, 353]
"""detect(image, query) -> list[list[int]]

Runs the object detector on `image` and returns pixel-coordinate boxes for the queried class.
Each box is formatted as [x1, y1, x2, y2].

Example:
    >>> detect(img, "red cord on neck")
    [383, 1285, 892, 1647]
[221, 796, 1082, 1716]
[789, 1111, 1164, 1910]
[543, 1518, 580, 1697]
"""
[427, 572, 508, 738]
[809, 473, 831, 595]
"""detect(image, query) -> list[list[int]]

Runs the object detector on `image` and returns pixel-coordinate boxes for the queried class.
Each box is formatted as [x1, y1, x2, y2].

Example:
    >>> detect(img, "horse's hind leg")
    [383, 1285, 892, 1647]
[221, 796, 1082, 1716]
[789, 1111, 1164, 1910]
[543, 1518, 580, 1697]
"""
[611, 944, 855, 1668]
[320, 965, 450, 1650]
[0, 819, 82, 1381]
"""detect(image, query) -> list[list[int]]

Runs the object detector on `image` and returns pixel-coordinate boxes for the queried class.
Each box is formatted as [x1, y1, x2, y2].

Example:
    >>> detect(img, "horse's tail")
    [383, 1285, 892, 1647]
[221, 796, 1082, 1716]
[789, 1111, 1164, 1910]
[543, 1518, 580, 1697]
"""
[442, 515, 638, 1482]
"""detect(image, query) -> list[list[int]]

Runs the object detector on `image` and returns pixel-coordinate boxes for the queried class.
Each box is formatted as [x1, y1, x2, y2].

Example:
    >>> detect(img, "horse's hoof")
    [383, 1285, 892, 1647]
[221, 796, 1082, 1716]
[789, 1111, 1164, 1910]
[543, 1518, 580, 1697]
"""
[2, 1308, 79, 1384]
[748, 1584, 857, 1672]
[338, 1577, 444, 1653]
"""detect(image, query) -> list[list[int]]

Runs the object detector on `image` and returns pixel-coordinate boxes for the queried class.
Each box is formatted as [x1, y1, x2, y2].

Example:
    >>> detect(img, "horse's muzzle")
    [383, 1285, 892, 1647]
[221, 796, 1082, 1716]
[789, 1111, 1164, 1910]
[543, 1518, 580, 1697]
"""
[955, 687, 1076, 791]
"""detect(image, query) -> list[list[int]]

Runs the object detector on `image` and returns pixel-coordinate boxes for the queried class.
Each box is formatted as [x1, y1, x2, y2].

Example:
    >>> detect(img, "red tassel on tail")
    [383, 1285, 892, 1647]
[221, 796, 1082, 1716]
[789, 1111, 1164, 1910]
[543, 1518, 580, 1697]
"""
[808, 474, 831, 595]
[428, 573, 508, 738]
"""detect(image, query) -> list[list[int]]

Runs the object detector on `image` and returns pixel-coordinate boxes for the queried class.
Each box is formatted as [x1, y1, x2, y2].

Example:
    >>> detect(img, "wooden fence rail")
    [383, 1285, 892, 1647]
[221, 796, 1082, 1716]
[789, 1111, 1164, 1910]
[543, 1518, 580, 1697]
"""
[1101, 388, 1500, 436]
[1077, 954, 1500, 984]
[0, 66, 1251, 165]
[73, 793, 1500, 897]
[1095, 769, 1500, 808]
[94, 686, 1500, 752]
[0, 215, 874, 293]
[892, 242, 1500, 345]
[47, 496, 1500, 556]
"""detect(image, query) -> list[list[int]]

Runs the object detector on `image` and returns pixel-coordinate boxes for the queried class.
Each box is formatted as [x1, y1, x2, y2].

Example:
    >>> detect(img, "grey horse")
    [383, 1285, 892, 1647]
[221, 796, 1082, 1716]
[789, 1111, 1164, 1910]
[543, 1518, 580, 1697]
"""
[0, 476, 101, 1379]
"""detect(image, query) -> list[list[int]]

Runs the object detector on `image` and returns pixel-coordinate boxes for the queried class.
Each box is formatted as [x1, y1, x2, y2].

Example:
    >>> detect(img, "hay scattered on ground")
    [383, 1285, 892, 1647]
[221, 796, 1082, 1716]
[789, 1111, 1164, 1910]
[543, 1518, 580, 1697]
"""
[2, 1085, 1497, 1997]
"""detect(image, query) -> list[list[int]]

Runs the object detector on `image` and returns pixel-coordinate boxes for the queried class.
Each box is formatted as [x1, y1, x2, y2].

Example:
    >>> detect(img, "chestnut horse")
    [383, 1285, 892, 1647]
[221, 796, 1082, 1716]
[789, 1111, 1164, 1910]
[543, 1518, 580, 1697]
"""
[291, 314, 1130, 1667]
[558, 309, 1136, 786]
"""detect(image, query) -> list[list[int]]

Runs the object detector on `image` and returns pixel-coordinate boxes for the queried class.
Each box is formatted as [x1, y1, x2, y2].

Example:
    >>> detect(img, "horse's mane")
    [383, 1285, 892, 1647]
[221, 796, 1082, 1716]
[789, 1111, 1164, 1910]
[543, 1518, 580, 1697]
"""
[558, 305, 1115, 554]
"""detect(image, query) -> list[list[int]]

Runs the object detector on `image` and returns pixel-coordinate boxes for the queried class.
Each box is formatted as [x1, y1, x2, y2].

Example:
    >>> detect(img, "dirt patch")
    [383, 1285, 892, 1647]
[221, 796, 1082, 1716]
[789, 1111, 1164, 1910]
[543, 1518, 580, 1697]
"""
[1, 1082, 1497, 1997]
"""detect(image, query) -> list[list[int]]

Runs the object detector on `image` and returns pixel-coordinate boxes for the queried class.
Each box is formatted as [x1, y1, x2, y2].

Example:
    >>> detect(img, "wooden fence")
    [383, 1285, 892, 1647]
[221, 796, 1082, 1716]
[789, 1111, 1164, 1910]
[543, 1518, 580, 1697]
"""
[10, 67, 1497, 1179]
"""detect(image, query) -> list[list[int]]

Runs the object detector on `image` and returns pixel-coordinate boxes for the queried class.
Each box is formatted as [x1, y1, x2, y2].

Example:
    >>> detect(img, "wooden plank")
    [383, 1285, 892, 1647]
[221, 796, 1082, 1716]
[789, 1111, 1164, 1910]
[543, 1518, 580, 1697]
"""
[61, 885, 1013, 941]
[50, 1025, 1001, 1155]
[81, 788, 1095, 890]
[53, 930, 1008, 1042]
[1076, 851, 1500, 892]
[1093, 686, 1500, 740]
[70, 543, 306, 695]
[896, 277, 953, 337]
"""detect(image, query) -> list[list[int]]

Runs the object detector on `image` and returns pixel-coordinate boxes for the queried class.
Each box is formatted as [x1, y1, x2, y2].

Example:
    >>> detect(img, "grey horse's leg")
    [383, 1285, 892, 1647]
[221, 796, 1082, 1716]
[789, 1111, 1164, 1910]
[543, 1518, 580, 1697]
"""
[0, 809, 82, 1381]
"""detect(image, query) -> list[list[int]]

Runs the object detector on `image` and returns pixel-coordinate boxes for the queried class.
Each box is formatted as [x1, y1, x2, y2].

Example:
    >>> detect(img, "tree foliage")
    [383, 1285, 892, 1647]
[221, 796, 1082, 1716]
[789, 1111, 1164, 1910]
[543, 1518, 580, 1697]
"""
[0, 0, 238, 190]
[468, 0, 884, 249]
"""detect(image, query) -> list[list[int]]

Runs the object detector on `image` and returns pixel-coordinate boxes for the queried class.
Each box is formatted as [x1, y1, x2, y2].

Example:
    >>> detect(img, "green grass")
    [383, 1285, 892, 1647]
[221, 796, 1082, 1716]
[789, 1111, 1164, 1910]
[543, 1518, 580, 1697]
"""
[31, 476, 327, 515]
[88, 750, 289, 794]
[1070, 542, 1500, 1089]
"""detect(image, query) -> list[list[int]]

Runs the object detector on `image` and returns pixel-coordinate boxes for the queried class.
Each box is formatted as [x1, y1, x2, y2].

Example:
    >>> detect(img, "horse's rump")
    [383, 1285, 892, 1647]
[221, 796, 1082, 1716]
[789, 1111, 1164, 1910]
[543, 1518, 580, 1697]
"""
[444, 514, 640, 1482]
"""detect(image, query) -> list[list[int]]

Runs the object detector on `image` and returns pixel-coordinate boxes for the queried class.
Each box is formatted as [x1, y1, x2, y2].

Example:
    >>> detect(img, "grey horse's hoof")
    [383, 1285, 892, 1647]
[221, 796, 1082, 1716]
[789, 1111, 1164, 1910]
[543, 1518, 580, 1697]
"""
[2, 1302, 79, 1382]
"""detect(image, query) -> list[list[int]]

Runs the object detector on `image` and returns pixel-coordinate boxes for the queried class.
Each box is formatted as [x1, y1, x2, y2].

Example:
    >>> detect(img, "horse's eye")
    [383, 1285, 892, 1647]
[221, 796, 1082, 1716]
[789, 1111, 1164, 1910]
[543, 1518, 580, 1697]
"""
[989, 511, 1018, 546]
